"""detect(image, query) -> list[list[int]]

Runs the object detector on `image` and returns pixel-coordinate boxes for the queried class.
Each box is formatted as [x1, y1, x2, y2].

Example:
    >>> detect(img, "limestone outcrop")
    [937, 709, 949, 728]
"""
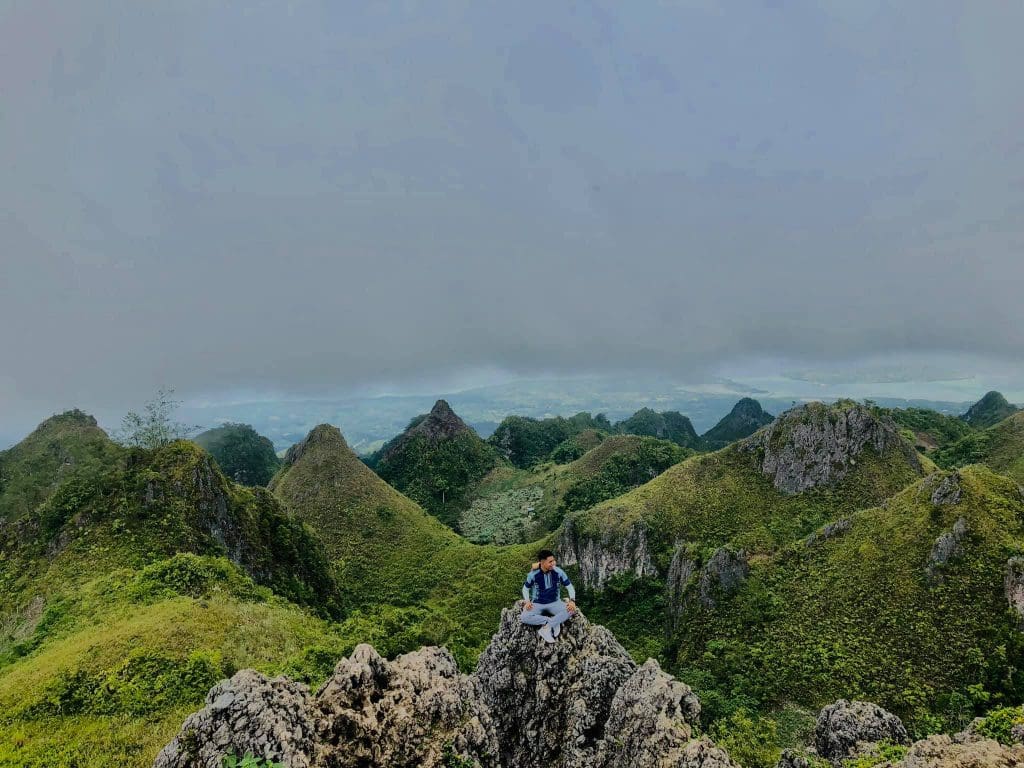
[740, 402, 922, 494]
[556, 516, 659, 590]
[156, 608, 714, 768]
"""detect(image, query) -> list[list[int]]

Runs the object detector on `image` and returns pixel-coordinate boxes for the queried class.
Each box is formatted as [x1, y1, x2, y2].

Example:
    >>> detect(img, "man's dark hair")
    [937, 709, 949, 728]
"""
[537, 548, 555, 561]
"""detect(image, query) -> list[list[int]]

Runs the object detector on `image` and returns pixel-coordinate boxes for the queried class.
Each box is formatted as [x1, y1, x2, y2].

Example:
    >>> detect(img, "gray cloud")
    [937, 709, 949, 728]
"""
[2, 1, 1023, 436]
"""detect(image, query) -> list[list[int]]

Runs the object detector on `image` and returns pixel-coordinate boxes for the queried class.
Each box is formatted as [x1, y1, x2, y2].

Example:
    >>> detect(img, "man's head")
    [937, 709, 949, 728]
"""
[537, 549, 556, 571]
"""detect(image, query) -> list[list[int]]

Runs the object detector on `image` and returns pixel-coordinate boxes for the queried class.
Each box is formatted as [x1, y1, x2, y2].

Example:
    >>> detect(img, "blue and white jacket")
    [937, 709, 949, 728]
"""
[522, 566, 576, 604]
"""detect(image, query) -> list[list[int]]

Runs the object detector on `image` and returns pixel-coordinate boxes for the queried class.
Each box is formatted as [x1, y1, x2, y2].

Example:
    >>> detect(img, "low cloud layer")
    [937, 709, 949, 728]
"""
[2, 2, 1023, 433]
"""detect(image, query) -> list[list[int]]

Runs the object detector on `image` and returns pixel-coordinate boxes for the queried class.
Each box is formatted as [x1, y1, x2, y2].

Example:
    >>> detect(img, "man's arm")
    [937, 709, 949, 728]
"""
[522, 571, 535, 604]
[557, 568, 576, 601]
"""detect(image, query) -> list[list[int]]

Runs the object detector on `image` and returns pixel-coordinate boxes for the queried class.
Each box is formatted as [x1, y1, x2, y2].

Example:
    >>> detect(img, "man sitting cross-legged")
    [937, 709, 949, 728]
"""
[519, 548, 576, 643]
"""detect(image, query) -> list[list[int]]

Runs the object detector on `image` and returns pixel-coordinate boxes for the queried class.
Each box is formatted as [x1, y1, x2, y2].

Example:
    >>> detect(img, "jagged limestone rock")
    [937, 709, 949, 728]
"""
[698, 547, 749, 608]
[804, 519, 852, 547]
[1005, 557, 1024, 628]
[898, 734, 1024, 767]
[475, 607, 638, 767]
[596, 658, 703, 767]
[314, 644, 499, 768]
[153, 670, 316, 768]
[157, 608, 714, 768]
[926, 517, 968, 585]
[930, 472, 964, 506]
[741, 402, 921, 494]
[775, 749, 810, 768]
[815, 699, 909, 764]
[556, 516, 658, 590]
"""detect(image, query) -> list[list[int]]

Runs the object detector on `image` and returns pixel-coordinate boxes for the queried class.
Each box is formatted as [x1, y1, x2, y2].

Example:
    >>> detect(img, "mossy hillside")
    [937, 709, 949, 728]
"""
[193, 423, 281, 486]
[961, 391, 1020, 429]
[0, 410, 121, 523]
[0, 566, 340, 768]
[671, 465, 1024, 731]
[0, 547, 529, 767]
[548, 428, 607, 463]
[571, 431, 932, 562]
[269, 424, 470, 602]
[0, 438, 343, 625]
[934, 412, 1024, 484]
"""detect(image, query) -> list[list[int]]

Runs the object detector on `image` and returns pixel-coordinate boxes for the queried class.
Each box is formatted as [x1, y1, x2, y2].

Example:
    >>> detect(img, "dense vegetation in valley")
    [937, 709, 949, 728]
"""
[888, 405, 976, 452]
[192, 423, 281, 486]
[3, 392, 1024, 767]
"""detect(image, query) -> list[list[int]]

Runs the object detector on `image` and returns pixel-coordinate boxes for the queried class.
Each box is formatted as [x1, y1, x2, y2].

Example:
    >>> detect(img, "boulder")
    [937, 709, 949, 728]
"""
[814, 699, 909, 764]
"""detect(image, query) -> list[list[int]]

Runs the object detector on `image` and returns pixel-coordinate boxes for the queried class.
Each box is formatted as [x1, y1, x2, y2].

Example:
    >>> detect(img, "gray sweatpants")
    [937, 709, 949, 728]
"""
[519, 599, 572, 630]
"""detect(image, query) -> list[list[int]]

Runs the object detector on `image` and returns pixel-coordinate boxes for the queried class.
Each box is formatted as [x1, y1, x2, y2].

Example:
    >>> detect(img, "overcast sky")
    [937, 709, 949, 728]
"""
[2, 1, 1023, 439]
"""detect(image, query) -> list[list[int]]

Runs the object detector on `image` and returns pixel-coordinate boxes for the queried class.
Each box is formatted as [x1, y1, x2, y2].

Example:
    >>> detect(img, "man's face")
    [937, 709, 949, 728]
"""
[540, 555, 556, 571]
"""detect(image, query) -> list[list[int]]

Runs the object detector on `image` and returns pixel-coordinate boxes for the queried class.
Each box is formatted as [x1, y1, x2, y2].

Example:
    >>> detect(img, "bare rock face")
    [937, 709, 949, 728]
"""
[698, 548, 749, 608]
[930, 472, 965, 506]
[926, 517, 969, 585]
[741, 402, 921, 494]
[315, 644, 499, 768]
[804, 519, 852, 547]
[775, 749, 810, 768]
[556, 516, 658, 590]
[898, 734, 1024, 767]
[666, 545, 749, 624]
[153, 670, 316, 768]
[596, 658, 704, 768]
[665, 544, 698, 630]
[476, 607, 643, 767]
[815, 699, 910, 764]
[1005, 557, 1024, 627]
[157, 608, 712, 768]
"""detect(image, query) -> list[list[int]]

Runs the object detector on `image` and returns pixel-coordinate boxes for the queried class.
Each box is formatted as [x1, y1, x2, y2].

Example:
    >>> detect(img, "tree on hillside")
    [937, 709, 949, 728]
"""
[116, 386, 200, 449]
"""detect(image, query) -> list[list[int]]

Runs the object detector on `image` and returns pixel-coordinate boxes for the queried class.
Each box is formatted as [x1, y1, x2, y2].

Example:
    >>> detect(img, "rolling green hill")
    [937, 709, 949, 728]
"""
[700, 398, 774, 450]
[934, 411, 1024, 484]
[669, 464, 1024, 734]
[961, 391, 1020, 429]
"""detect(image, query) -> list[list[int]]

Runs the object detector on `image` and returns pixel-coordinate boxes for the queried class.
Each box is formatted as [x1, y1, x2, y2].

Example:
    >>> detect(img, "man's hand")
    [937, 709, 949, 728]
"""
[566, 600, 576, 613]
[524, 600, 534, 610]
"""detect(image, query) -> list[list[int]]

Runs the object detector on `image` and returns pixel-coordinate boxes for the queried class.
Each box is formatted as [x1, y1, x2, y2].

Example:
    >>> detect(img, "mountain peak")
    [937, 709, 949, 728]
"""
[961, 391, 1019, 428]
[282, 424, 350, 466]
[741, 400, 922, 493]
[409, 398, 472, 442]
[155, 608, 714, 768]
[701, 398, 774, 449]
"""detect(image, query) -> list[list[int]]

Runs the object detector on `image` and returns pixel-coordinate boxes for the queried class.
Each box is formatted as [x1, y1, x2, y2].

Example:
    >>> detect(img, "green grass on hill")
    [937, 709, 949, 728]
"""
[670, 465, 1024, 735]
[934, 412, 1024, 484]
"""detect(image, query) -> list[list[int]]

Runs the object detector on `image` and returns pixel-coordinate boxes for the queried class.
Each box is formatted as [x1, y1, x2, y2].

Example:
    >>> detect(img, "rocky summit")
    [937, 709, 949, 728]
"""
[154, 608, 735, 768]
[740, 400, 922, 494]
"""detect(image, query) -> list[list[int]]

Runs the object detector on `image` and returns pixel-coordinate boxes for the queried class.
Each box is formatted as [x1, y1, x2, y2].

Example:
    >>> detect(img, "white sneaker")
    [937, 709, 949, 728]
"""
[538, 625, 555, 643]
[552, 623, 561, 638]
